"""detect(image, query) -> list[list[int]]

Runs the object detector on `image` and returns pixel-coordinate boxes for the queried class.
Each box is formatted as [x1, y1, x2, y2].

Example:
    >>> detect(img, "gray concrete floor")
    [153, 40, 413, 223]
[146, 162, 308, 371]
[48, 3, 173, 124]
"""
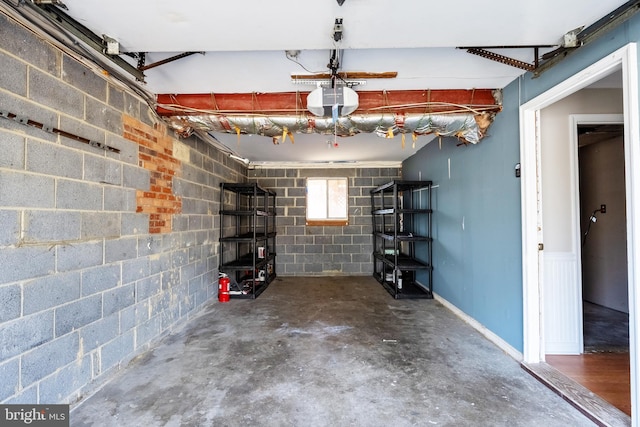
[583, 301, 629, 352]
[71, 276, 595, 426]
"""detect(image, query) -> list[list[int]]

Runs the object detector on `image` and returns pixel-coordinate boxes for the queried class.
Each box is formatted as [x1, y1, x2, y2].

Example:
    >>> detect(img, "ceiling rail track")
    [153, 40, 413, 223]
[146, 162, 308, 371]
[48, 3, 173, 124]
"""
[458, 0, 640, 76]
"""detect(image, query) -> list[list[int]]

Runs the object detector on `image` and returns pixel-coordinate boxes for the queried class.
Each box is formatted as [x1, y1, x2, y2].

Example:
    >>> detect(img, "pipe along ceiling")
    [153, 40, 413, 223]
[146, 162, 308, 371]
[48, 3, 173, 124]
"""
[157, 89, 502, 145]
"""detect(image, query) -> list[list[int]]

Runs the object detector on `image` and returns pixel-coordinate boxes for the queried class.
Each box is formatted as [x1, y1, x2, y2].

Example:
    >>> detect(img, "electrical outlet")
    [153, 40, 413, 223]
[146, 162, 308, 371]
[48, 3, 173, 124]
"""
[600, 204, 606, 214]
[285, 50, 300, 59]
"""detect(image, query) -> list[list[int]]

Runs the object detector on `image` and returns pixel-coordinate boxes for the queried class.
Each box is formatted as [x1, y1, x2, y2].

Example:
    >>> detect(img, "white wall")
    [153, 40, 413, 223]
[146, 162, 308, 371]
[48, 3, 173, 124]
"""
[540, 89, 623, 252]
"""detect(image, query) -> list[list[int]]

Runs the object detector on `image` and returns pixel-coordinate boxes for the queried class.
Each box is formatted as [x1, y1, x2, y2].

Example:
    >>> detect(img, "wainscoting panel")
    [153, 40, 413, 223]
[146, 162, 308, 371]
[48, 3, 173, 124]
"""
[544, 252, 582, 354]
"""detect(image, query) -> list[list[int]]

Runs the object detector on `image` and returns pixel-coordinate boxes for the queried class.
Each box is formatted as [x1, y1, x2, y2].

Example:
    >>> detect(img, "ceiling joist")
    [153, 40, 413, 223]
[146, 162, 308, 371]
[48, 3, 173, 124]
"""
[291, 71, 398, 81]
[155, 89, 502, 117]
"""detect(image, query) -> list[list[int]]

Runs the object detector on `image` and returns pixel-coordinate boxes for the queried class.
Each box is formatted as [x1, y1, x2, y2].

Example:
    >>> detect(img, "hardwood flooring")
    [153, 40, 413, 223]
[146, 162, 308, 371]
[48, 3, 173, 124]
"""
[524, 303, 631, 424]
[546, 353, 631, 416]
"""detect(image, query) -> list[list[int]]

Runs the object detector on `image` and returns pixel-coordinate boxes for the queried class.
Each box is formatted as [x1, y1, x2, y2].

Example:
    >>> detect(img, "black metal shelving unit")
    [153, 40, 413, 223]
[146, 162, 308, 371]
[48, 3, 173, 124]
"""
[371, 180, 433, 299]
[219, 183, 276, 299]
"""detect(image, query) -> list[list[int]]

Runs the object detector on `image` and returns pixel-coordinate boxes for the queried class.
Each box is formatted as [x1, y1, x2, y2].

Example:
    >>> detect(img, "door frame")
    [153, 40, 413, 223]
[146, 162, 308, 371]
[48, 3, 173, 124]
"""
[569, 113, 625, 354]
[519, 43, 640, 423]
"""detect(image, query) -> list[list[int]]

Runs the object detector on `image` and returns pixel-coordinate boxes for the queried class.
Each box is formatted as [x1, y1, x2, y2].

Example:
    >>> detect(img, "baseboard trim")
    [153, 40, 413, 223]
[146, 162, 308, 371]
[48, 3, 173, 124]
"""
[433, 292, 523, 361]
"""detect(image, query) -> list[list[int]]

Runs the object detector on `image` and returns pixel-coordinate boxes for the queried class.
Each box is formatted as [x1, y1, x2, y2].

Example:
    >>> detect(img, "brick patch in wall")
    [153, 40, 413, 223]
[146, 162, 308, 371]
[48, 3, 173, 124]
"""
[122, 115, 182, 233]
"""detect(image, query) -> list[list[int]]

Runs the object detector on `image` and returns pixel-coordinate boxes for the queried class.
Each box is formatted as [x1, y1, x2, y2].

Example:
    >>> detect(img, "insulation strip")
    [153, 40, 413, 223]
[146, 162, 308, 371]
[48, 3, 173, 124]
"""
[166, 112, 493, 144]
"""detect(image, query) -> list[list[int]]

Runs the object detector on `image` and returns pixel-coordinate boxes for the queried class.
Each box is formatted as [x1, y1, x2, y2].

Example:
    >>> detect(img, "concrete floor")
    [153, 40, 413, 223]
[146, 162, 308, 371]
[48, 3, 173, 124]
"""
[583, 301, 629, 352]
[71, 276, 595, 426]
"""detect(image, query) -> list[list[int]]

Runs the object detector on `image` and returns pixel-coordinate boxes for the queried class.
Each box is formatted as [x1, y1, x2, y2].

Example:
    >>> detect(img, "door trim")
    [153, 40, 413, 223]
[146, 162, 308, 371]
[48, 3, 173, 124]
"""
[519, 43, 639, 424]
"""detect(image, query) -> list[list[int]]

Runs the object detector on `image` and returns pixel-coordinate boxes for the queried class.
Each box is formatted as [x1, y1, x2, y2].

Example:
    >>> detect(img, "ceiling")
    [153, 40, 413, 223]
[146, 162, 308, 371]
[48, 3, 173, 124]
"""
[30, 0, 633, 166]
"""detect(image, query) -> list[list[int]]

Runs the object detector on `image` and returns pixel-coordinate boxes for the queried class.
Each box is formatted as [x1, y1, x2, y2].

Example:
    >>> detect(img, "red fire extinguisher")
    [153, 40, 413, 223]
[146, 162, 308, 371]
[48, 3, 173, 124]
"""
[218, 275, 230, 303]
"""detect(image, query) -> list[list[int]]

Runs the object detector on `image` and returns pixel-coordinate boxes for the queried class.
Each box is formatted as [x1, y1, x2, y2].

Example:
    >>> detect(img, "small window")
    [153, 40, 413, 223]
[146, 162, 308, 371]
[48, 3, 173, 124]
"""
[306, 177, 348, 226]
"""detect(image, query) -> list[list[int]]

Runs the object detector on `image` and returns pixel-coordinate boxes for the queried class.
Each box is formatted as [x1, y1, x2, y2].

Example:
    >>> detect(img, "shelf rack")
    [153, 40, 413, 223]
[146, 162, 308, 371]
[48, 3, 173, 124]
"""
[219, 183, 277, 299]
[371, 180, 433, 299]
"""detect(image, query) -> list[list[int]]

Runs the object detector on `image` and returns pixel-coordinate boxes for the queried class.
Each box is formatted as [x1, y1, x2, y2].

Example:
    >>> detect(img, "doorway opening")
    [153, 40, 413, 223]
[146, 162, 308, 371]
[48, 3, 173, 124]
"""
[520, 43, 640, 425]
[578, 122, 629, 354]
[545, 119, 631, 417]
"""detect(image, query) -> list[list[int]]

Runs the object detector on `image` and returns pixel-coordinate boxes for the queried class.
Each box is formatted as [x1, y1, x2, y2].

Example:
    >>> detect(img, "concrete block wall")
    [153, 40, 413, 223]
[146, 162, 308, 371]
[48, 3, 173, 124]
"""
[248, 167, 401, 276]
[0, 12, 245, 404]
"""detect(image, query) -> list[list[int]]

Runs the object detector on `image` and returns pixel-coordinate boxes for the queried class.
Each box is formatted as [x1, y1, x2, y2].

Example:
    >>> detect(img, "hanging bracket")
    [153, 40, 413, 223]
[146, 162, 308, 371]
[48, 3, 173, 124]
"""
[458, 45, 555, 72]
[460, 1, 640, 76]
[137, 51, 205, 72]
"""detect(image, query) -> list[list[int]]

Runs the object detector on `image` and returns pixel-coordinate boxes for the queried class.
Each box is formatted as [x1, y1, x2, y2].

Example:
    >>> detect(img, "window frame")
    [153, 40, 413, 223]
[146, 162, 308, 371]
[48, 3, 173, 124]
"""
[305, 177, 349, 226]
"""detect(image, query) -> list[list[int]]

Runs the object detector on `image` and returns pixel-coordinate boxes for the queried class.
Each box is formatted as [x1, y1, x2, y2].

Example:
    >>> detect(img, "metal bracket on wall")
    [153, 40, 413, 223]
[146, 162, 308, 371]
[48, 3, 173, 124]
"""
[457, 45, 555, 72]
[534, 0, 640, 76]
[30, 2, 145, 82]
[459, 0, 640, 76]
[30, 2, 204, 80]
[0, 110, 121, 153]
[137, 51, 205, 72]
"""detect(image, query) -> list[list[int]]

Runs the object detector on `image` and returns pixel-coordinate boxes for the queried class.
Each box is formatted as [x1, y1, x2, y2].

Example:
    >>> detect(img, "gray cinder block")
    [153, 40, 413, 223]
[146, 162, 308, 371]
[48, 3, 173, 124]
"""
[0, 14, 60, 76]
[81, 264, 121, 296]
[105, 189, 137, 213]
[121, 257, 150, 285]
[56, 241, 103, 272]
[0, 132, 25, 170]
[1, 386, 37, 405]
[0, 284, 20, 323]
[84, 155, 122, 186]
[0, 210, 20, 246]
[122, 164, 150, 191]
[81, 212, 121, 239]
[58, 115, 106, 153]
[0, 93, 57, 143]
[29, 69, 84, 119]
[103, 284, 135, 317]
[86, 97, 122, 135]
[100, 330, 134, 372]
[80, 314, 119, 353]
[54, 295, 102, 337]
[135, 315, 161, 348]
[0, 51, 27, 96]
[23, 210, 82, 242]
[120, 212, 149, 236]
[0, 358, 19, 402]
[106, 135, 137, 165]
[23, 272, 81, 315]
[62, 56, 107, 102]
[21, 332, 79, 385]
[108, 85, 125, 112]
[135, 274, 161, 302]
[0, 245, 55, 284]
[0, 311, 54, 361]
[26, 140, 83, 179]
[105, 237, 138, 263]
[57, 180, 103, 211]
[0, 170, 55, 209]
[38, 354, 91, 404]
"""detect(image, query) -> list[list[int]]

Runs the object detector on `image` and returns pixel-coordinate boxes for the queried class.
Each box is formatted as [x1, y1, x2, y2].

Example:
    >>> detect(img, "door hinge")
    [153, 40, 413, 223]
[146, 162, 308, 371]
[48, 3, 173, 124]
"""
[538, 243, 544, 251]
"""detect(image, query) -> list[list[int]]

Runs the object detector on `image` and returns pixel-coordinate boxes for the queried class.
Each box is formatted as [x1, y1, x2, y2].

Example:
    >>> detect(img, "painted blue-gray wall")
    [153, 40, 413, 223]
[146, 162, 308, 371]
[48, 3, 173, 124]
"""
[403, 81, 523, 350]
[403, 12, 640, 353]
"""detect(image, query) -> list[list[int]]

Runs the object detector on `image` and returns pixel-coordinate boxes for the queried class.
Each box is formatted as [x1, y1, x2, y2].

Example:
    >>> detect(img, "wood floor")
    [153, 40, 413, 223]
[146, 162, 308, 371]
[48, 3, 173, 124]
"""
[546, 353, 631, 416]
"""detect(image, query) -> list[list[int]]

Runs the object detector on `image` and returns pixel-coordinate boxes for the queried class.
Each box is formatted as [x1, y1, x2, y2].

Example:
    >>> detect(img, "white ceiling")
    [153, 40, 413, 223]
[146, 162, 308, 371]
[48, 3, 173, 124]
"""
[57, 0, 630, 166]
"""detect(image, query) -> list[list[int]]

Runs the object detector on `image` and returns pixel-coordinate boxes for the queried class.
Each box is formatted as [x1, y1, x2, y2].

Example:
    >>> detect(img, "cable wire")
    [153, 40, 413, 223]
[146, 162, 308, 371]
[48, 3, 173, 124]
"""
[582, 209, 601, 247]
